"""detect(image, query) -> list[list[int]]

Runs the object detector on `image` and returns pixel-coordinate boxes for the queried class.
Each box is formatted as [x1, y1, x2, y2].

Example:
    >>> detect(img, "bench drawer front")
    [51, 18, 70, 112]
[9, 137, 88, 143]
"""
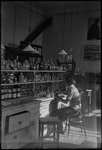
[9, 112, 30, 133]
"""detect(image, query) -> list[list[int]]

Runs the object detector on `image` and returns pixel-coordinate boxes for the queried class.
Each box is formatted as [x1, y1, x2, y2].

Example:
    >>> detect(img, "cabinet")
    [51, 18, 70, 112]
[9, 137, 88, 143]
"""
[1, 100, 40, 149]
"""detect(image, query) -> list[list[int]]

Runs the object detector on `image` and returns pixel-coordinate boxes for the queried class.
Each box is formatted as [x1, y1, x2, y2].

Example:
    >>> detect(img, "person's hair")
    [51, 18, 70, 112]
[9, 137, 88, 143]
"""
[65, 75, 76, 85]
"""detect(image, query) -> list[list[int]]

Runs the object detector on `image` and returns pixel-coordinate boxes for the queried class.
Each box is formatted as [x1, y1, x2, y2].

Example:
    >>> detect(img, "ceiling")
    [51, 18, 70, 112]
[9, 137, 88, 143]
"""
[14, 1, 100, 16]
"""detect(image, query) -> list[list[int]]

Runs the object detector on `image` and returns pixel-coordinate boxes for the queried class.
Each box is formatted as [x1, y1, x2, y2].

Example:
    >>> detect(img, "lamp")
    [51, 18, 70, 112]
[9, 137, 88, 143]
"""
[23, 1, 39, 54]
[58, 1, 67, 63]
[68, 4, 73, 62]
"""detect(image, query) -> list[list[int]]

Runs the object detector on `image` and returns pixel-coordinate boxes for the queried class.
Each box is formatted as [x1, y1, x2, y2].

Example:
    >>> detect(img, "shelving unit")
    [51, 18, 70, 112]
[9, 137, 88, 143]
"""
[1, 46, 67, 149]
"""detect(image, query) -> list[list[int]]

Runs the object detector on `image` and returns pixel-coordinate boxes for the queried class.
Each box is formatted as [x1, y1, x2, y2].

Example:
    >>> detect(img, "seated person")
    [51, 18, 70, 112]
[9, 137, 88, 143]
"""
[50, 76, 81, 133]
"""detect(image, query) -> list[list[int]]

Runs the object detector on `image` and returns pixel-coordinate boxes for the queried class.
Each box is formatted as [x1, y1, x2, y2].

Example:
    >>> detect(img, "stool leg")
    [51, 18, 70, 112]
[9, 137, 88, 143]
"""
[80, 122, 83, 132]
[56, 124, 59, 148]
[42, 124, 44, 141]
[53, 125, 56, 142]
[64, 121, 67, 132]
[83, 122, 87, 137]
[39, 122, 42, 148]
[68, 118, 70, 136]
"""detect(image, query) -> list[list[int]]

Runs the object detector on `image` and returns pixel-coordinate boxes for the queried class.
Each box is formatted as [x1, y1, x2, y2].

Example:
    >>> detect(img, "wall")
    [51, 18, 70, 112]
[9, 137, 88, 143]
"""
[1, 2, 44, 47]
[1, 2, 101, 73]
[42, 9, 101, 73]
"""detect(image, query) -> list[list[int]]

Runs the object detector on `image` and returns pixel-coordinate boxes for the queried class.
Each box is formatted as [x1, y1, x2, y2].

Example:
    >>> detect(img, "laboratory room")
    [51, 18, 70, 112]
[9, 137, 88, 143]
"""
[1, 1, 101, 149]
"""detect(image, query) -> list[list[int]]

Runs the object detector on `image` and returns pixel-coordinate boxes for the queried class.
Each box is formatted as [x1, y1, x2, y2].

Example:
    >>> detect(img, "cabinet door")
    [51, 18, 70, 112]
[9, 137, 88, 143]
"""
[30, 108, 40, 123]
[29, 121, 39, 143]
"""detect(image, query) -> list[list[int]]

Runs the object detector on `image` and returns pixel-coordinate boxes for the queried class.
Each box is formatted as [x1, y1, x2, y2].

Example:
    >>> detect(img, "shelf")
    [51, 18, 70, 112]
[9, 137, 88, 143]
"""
[1, 82, 34, 86]
[1, 80, 64, 86]
[35, 80, 64, 83]
[35, 70, 66, 73]
[58, 62, 72, 64]
[1, 70, 35, 72]
[1, 70, 66, 73]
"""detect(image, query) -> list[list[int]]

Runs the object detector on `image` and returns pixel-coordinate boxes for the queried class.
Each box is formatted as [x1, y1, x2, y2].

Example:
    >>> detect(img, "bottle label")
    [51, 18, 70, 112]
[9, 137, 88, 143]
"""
[2, 94, 4, 100]
[4, 94, 7, 99]
[8, 93, 11, 99]
[17, 93, 20, 97]
[12, 93, 16, 98]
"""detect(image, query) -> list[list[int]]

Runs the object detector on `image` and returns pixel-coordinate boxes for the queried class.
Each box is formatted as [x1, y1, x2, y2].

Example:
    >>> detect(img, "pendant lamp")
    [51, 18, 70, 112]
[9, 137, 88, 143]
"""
[68, 4, 73, 59]
[23, 1, 39, 54]
[23, 44, 39, 54]
[58, 1, 67, 63]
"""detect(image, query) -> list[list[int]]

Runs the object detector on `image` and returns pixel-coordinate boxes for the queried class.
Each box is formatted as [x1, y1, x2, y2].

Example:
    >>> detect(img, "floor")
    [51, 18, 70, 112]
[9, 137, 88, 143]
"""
[22, 109, 101, 149]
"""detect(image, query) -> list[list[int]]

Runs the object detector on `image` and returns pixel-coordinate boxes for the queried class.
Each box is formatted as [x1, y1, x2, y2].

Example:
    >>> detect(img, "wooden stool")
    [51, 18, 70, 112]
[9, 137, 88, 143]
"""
[38, 117, 60, 148]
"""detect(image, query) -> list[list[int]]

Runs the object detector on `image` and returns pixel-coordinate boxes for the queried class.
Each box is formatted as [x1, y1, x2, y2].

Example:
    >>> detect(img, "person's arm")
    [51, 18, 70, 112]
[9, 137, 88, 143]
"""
[54, 94, 69, 104]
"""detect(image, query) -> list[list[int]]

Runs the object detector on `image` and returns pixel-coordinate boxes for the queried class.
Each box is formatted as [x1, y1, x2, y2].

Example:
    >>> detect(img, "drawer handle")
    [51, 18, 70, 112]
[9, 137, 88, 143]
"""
[18, 121, 22, 124]
[13, 135, 17, 139]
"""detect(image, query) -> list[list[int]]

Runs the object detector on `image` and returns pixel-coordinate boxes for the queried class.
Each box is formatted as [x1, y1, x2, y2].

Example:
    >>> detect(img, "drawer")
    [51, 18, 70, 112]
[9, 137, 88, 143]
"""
[8, 111, 30, 133]
[4, 127, 29, 149]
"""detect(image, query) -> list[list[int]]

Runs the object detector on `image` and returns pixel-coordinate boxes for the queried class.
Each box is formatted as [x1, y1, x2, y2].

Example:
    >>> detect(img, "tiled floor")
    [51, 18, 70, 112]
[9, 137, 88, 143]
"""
[22, 109, 101, 149]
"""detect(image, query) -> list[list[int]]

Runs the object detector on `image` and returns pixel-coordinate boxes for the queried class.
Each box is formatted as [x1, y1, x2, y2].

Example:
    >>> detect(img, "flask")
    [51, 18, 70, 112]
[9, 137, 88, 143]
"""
[8, 88, 12, 99]
[4, 88, 7, 99]
[1, 59, 6, 70]
[17, 86, 21, 98]
[1, 87, 4, 100]
[12, 88, 16, 98]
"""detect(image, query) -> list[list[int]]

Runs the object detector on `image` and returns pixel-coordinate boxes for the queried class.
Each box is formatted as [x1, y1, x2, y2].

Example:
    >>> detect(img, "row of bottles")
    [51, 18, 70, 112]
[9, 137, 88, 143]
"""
[1, 72, 34, 84]
[35, 73, 64, 82]
[1, 84, 34, 100]
[1, 81, 66, 100]
[1, 86, 20, 100]
[34, 82, 64, 98]
[1, 72, 18, 84]
[1, 72, 64, 84]
[1, 57, 66, 71]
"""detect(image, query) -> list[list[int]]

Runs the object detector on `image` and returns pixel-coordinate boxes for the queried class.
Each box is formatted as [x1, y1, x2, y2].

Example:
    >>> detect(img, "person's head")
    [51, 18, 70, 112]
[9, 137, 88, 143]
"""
[65, 75, 76, 87]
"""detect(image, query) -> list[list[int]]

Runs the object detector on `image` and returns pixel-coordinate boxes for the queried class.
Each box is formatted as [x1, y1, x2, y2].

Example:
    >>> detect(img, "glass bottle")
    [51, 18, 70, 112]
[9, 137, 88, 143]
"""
[39, 61, 43, 70]
[12, 88, 16, 99]
[23, 61, 26, 70]
[6, 86, 9, 99]
[47, 59, 50, 70]
[4, 88, 7, 99]
[8, 88, 12, 99]
[1, 87, 4, 100]
[17, 86, 21, 98]
[1, 59, 6, 70]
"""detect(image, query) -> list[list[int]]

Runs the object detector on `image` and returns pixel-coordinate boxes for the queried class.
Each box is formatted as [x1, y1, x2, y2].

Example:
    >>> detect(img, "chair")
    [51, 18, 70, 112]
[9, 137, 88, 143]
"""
[65, 94, 89, 137]
[38, 116, 60, 148]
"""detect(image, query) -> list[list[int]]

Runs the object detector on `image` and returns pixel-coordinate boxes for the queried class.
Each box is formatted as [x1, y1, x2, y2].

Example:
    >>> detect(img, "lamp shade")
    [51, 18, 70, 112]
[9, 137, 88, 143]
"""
[1, 45, 5, 49]
[58, 49, 67, 55]
[22, 44, 39, 54]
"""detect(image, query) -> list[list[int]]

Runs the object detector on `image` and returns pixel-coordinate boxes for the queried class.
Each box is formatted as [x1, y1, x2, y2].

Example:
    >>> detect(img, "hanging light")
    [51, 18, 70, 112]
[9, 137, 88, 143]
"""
[1, 45, 5, 49]
[58, 1, 67, 63]
[58, 49, 67, 55]
[23, 44, 39, 54]
[68, 4, 73, 57]
[23, 1, 39, 54]
[58, 1, 67, 55]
